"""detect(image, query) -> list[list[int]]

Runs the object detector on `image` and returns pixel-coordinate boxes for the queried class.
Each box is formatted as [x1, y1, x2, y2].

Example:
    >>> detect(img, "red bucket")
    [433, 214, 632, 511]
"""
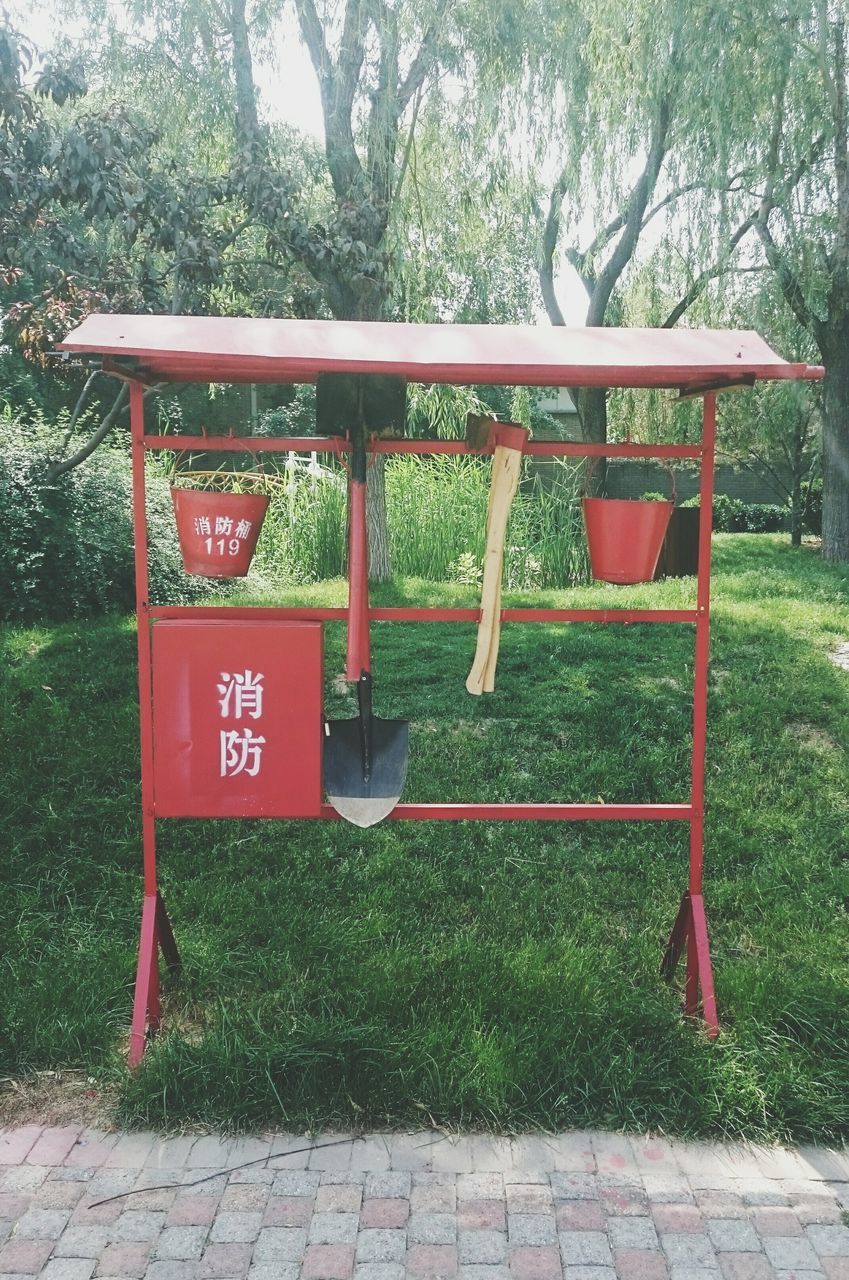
[171, 488, 270, 577]
[582, 497, 674, 584]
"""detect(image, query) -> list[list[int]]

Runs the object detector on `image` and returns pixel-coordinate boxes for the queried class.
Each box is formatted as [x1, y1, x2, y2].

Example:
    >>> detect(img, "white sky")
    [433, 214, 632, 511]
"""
[13, 0, 590, 325]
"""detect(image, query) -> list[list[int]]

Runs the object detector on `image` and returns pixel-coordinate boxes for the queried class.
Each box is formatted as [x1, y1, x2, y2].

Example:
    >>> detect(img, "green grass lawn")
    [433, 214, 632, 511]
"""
[2, 535, 848, 1141]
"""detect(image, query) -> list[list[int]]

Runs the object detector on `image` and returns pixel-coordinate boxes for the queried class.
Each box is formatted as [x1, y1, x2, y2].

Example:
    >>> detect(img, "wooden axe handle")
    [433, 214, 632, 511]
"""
[466, 442, 523, 696]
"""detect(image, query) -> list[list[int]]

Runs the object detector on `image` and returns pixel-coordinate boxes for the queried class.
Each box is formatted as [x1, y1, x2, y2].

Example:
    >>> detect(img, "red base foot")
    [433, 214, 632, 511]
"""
[661, 891, 719, 1036]
[128, 891, 181, 1068]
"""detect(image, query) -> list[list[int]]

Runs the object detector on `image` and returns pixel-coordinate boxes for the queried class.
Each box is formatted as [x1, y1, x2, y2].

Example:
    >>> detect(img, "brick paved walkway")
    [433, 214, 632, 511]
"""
[0, 1128, 847, 1279]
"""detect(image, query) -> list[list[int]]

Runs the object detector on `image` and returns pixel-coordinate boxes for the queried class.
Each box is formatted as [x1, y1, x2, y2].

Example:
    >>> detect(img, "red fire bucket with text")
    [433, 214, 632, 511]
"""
[581, 465, 675, 585]
[171, 488, 270, 577]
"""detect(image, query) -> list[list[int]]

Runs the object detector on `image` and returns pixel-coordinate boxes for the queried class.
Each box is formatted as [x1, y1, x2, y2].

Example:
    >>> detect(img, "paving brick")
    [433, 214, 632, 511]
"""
[248, 1264, 300, 1280]
[613, 1249, 670, 1280]
[309, 1211, 359, 1244]
[430, 1143, 476, 1175]
[653, 1207, 704, 1234]
[823, 1261, 849, 1280]
[511, 1139, 559, 1174]
[348, 1138, 392, 1173]
[154, 1225, 210, 1259]
[185, 1137, 235, 1169]
[0, 1192, 32, 1217]
[558, 1232, 613, 1265]
[762, 1236, 821, 1270]
[470, 1139, 517, 1174]
[510, 1215, 558, 1247]
[602, 1187, 651, 1217]
[668, 1270, 724, 1280]
[0, 1237, 54, 1274]
[166, 1194, 219, 1227]
[13, 1207, 71, 1239]
[643, 1178, 696, 1207]
[707, 1220, 762, 1252]
[460, 1201, 508, 1232]
[103, 1133, 155, 1168]
[111, 1208, 166, 1241]
[263, 1193, 315, 1226]
[412, 1183, 457, 1213]
[64, 1133, 117, 1170]
[69, 1195, 124, 1227]
[309, 1140, 354, 1173]
[548, 1134, 596, 1175]
[355, 1228, 407, 1263]
[272, 1170, 322, 1197]
[196, 1241, 253, 1277]
[86, 1167, 138, 1199]
[301, 1242, 357, 1277]
[208, 1210, 263, 1242]
[94, 1241, 151, 1277]
[772, 1271, 827, 1280]
[145, 1264, 198, 1280]
[317, 1183, 363, 1213]
[52, 1225, 110, 1257]
[458, 1267, 511, 1280]
[40, 1260, 96, 1280]
[590, 1135, 637, 1179]
[322, 1171, 368, 1187]
[409, 1212, 458, 1244]
[144, 1138, 197, 1171]
[353, 1266, 405, 1280]
[34, 1180, 85, 1210]
[749, 1208, 802, 1237]
[507, 1187, 555, 1216]
[364, 1173, 411, 1200]
[0, 1128, 42, 1166]
[406, 1243, 459, 1275]
[694, 1192, 747, 1220]
[550, 1175, 599, 1202]
[360, 1198, 409, 1229]
[794, 1198, 844, 1226]
[809, 1228, 849, 1257]
[266, 1135, 312, 1171]
[556, 1202, 605, 1232]
[742, 1183, 789, 1208]
[508, 1244, 563, 1278]
[25, 1128, 80, 1167]
[660, 1234, 718, 1269]
[562, 1268, 616, 1280]
[609, 1219, 660, 1250]
[0, 1165, 49, 1193]
[219, 1181, 269, 1211]
[458, 1230, 508, 1264]
[718, 1254, 776, 1280]
[387, 1134, 436, 1173]
[252, 1225, 309, 1261]
[459, 1175, 505, 1201]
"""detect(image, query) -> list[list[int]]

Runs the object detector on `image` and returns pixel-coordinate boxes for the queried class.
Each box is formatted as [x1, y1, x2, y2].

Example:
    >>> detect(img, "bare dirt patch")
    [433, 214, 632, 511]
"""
[785, 720, 840, 753]
[0, 1070, 118, 1129]
[830, 641, 849, 672]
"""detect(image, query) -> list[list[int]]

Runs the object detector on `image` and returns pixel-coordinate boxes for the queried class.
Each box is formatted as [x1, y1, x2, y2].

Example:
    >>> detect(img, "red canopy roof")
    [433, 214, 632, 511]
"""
[58, 314, 823, 391]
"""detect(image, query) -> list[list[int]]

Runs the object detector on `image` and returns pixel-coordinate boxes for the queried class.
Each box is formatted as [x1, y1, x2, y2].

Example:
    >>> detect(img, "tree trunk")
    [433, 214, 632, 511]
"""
[821, 320, 849, 561]
[576, 387, 608, 493]
[366, 454, 391, 582]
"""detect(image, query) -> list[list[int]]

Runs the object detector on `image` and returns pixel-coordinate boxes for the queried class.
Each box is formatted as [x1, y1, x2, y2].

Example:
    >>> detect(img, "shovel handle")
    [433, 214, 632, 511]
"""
[346, 429, 370, 681]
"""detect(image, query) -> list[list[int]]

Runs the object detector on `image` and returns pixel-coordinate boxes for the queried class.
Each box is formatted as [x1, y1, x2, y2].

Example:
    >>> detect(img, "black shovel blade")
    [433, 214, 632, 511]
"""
[324, 716, 409, 827]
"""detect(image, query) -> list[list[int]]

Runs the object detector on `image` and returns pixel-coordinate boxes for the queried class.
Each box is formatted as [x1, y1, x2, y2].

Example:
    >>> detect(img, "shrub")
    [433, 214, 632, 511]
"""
[681, 494, 788, 533]
[0, 406, 227, 622]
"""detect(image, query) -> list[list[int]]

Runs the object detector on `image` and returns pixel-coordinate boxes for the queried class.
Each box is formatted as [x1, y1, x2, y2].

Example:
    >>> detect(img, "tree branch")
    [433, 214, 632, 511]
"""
[662, 213, 757, 327]
[46, 383, 129, 481]
[539, 169, 570, 326]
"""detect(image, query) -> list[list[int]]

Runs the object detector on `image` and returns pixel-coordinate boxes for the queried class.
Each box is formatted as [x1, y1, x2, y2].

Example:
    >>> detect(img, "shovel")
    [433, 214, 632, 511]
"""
[324, 423, 409, 827]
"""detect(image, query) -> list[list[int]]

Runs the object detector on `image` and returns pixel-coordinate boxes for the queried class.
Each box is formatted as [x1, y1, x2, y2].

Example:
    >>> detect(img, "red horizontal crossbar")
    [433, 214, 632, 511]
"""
[147, 606, 698, 624]
[142, 434, 702, 459]
[319, 803, 692, 821]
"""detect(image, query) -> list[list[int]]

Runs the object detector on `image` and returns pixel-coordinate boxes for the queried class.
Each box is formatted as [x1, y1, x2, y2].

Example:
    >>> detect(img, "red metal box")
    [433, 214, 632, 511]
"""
[152, 620, 323, 818]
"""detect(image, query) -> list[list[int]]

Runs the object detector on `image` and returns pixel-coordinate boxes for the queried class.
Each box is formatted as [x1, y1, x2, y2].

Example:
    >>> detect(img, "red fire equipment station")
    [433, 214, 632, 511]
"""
[58, 315, 822, 1068]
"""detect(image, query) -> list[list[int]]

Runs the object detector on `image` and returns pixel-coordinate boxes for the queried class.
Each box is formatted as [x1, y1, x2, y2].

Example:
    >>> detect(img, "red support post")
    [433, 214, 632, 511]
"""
[128, 381, 181, 1069]
[661, 392, 719, 1037]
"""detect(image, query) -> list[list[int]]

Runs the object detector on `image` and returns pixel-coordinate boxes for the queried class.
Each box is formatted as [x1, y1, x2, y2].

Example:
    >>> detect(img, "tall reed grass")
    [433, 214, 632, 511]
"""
[251, 454, 589, 588]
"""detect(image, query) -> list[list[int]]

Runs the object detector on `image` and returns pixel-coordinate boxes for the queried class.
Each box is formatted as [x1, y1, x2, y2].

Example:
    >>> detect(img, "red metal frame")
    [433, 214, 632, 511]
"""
[124, 387, 722, 1062]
